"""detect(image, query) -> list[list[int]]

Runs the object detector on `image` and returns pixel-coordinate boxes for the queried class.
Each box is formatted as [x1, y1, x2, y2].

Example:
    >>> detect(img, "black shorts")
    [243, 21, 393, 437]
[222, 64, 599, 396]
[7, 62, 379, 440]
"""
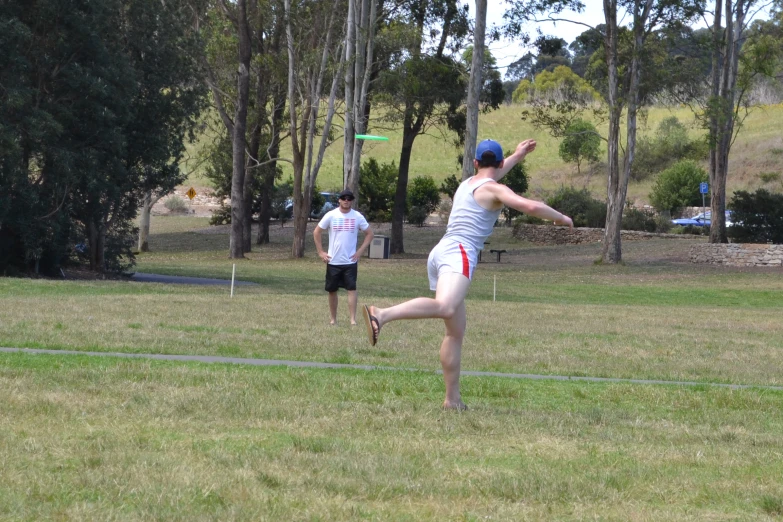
[325, 263, 358, 292]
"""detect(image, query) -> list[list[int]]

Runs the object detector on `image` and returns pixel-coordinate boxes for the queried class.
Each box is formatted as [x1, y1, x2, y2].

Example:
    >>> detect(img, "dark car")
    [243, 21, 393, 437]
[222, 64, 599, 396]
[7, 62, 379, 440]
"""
[310, 192, 339, 220]
[672, 210, 734, 227]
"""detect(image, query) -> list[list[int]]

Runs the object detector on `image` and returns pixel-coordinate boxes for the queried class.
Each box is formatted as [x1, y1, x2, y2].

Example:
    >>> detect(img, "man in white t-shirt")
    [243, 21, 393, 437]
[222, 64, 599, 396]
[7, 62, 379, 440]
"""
[313, 189, 374, 326]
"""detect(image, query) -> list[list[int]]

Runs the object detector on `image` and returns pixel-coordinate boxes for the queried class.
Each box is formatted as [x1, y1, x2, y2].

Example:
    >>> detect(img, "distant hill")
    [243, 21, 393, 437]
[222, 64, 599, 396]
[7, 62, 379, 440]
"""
[186, 103, 783, 206]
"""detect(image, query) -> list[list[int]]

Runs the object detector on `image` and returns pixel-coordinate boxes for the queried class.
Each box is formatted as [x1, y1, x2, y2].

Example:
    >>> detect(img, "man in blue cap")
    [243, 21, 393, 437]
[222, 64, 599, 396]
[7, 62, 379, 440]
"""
[362, 138, 573, 410]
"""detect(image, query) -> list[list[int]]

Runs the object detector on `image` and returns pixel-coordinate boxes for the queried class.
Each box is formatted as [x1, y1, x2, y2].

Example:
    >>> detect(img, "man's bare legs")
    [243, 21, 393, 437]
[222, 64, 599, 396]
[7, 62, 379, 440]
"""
[366, 272, 471, 409]
[329, 290, 358, 325]
[328, 291, 338, 325]
[440, 299, 467, 409]
[347, 290, 358, 325]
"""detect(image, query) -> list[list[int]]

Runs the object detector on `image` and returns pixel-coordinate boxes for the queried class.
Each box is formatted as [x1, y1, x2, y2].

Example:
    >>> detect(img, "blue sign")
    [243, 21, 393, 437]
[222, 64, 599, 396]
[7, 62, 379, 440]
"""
[700, 182, 709, 194]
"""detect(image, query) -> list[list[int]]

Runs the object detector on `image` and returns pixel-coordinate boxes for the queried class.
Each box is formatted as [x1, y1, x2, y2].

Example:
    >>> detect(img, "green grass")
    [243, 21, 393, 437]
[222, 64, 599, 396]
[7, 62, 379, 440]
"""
[2, 353, 783, 520]
[2, 217, 783, 519]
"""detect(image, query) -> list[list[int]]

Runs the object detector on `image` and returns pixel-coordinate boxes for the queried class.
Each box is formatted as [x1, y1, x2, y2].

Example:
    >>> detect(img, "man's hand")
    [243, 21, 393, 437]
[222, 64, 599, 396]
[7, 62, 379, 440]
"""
[318, 251, 331, 263]
[555, 215, 574, 229]
[514, 139, 537, 157]
[350, 252, 361, 262]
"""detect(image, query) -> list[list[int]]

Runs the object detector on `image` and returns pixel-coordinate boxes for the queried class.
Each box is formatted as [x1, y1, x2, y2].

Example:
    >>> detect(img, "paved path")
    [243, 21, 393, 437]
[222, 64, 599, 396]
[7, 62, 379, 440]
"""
[131, 272, 258, 286]
[2, 347, 782, 391]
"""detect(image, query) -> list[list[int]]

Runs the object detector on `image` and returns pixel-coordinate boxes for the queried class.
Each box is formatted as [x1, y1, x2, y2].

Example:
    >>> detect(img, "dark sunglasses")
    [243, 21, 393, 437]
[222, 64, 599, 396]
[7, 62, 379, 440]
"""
[339, 195, 354, 201]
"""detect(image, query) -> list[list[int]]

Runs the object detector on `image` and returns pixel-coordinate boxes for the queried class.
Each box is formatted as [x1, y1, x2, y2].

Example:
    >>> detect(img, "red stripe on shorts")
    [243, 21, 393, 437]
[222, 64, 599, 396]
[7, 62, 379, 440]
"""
[459, 243, 470, 279]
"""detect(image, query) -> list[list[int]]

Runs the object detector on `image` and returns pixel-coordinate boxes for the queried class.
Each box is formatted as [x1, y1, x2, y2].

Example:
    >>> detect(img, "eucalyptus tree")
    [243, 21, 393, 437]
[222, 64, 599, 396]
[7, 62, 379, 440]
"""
[506, 0, 702, 264]
[284, 0, 347, 258]
[700, 0, 781, 243]
[377, 0, 470, 254]
[461, 0, 487, 181]
[343, 0, 382, 199]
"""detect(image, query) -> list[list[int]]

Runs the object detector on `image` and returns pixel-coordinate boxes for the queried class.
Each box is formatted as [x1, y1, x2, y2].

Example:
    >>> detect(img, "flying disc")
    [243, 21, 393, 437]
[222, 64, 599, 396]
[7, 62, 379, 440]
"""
[355, 134, 389, 141]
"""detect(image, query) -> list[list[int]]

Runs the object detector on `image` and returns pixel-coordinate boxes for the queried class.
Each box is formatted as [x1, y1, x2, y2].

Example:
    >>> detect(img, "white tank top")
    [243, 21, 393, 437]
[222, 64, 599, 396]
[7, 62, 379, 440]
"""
[442, 177, 501, 253]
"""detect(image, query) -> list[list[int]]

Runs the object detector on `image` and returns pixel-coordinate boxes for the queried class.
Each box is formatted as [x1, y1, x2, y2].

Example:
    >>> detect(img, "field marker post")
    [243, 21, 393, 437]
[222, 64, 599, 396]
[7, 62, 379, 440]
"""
[230, 264, 236, 298]
[493, 275, 496, 302]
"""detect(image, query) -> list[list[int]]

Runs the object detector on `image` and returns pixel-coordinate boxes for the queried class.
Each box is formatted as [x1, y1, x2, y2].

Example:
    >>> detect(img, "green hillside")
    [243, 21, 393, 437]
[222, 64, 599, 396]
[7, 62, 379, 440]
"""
[187, 103, 783, 206]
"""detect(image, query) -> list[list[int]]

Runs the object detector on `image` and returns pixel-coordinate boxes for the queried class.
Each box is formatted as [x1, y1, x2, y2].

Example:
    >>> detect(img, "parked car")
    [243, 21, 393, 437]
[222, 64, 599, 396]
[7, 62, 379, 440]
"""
[276, 192, 339, 221]
[310, 192, 339, 220]
[672, 210, 734, 227]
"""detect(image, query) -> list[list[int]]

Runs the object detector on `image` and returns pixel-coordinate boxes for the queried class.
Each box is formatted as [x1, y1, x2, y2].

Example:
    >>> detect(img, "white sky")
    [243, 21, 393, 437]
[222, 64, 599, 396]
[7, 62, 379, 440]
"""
[470, 1, 775, 76]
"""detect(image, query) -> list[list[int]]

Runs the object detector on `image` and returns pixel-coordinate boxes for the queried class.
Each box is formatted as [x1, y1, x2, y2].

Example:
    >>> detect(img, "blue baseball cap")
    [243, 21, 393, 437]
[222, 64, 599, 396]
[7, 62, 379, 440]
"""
[475, 139, 503, 161]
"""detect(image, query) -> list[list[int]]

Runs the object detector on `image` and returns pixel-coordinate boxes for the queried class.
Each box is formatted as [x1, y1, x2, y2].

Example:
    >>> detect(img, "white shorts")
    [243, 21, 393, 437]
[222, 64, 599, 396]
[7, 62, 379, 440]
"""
[427, 240, 477, 291]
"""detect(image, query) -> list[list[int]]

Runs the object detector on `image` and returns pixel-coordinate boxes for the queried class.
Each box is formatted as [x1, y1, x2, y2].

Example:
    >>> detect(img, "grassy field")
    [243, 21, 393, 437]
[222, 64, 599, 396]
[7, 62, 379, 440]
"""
[2, 217, 783, 519]
[184, 103, 783, 206]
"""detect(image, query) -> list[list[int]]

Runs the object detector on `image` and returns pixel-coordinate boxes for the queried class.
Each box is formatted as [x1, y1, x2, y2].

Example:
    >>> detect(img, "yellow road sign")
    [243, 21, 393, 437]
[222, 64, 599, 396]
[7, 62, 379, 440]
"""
[186, 187, 197, 200]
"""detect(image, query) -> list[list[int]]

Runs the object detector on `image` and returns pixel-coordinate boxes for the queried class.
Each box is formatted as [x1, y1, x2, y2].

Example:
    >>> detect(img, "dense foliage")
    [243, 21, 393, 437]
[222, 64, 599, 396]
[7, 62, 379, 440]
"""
[0, 0, 205, 274]
[359, 159, 397, 223]
[649, 161, 709, 214]
[546, 187, 607, 229]
[728, 189, 783, 244]
[407, 176, 440, 226]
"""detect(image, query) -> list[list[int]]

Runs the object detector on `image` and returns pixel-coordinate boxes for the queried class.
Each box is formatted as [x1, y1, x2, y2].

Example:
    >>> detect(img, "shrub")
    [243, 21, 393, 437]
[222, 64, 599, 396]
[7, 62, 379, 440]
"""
[546, 187, 606, 228]
[407, 206, 429, 227]
[622, 207, 657, 232]
[359, 159, 397, 222]
[728, 189, 783, 244]
[499, 153, 529, 224]
[407, 176, 440, 216]
[630, 117, 708, 182]
[558, 119, 601, 174]
[164, 196, 188, 213]
[649, 160, 708, 214]
[439, 174, 460, 201]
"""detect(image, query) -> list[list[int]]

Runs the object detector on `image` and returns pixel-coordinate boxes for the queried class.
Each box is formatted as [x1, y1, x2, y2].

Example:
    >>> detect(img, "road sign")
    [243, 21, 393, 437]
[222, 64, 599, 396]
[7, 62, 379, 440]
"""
[186, 187, 197, 200]
[699, 182, 709, 194]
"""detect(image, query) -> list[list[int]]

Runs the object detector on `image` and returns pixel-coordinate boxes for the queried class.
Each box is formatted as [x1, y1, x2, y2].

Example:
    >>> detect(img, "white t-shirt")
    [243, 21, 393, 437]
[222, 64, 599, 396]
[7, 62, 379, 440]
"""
[317, 208, 370, 265]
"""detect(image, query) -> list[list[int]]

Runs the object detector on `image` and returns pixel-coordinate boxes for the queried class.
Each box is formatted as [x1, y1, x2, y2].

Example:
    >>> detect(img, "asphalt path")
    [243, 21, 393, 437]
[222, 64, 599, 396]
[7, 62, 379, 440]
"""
[130, 272, 259, 286]
[2, 347, 782, 391]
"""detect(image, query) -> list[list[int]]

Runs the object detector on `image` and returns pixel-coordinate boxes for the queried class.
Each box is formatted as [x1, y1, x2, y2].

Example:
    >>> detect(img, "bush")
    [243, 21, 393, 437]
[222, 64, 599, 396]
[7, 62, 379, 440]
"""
[728, 189, 783, 244]
[499, 153, 529, 224]
[439, 174, 460, 201]
[407, 176, 440, 216]
[164, 196, 188, 213]
[649, 160, 708, 214]
[558, 119, 601, 174]
[359, 159, 397, 222]
[622, 207, 657, 232]
[407, 206, 429, 227]
[545, 187, 606, 228]
[630, 117, 708, 182]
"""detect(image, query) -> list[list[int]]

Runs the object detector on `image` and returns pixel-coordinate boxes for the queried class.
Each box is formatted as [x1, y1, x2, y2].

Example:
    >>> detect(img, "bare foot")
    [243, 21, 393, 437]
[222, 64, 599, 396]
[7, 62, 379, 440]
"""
[442, 400, 468, 411]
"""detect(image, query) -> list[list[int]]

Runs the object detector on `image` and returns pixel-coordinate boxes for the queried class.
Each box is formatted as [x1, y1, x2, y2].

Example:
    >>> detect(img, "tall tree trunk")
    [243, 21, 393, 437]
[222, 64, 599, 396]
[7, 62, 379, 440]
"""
[390, 121, 416, 254]
[600, 0, 623, 264]
[461, 0, 487, 181]
[258, 88, 286, 244]
[343, 0, 356, 189]
[708, 0, 745, 244]
[138, 191, 152, 252]
[229, 0, 252, 259]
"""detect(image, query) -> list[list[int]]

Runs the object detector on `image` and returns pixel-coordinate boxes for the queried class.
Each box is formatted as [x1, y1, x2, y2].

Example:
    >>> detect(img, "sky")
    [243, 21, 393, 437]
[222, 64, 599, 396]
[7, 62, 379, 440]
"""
[471, 1, 775, 78]
[470, 2, 607, 75]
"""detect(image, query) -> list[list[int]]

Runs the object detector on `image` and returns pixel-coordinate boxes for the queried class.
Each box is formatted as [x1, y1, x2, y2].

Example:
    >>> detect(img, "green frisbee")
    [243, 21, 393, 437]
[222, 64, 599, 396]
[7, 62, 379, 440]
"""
[355, 134, 389, 141]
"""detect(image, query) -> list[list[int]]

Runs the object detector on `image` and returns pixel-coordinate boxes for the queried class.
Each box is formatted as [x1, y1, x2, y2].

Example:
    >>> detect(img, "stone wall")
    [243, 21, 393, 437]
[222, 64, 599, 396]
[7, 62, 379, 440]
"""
[511, 224, 699, 245]
[690, 243, 783, 266]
